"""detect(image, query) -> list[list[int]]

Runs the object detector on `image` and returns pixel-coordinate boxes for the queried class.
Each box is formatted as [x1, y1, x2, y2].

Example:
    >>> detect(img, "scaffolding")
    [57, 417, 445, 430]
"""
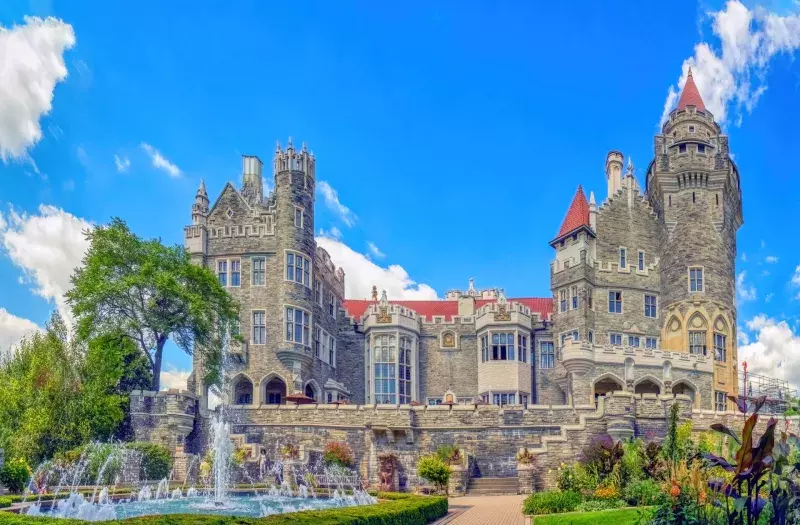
[737, 370, 797, 414]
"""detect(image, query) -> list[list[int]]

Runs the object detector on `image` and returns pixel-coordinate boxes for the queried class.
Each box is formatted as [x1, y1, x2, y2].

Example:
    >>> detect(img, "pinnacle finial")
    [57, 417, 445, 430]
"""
[379, 289, 388, 306]
[302, 141, 308, 152]
[468, 278, 475, 293]
[589, 191, 596, 206]
[626, 156, 634, 176]
[197, 178, 207, 195]
[371, 285, 378, 301]
[687, 66, 693, 77]
[275, 139, 281, 152]
[287, 136, 294, 149]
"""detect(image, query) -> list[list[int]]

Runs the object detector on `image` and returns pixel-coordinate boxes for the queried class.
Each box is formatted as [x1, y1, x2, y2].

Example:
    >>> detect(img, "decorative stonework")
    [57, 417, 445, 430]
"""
[494, 306, 511, 321]
[441, 331, 456, 348]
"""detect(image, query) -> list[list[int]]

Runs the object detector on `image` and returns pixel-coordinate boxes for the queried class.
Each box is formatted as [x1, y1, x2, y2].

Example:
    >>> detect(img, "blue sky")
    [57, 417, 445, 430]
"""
[1, 1, 800, 388]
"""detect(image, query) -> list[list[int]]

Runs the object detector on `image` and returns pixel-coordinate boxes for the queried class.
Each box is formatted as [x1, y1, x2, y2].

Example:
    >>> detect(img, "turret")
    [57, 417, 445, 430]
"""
[241, 156, 264, 205]
[192, 179, 209, 225]
[185, 179, 209, 265]
[605, 151, 623, 199]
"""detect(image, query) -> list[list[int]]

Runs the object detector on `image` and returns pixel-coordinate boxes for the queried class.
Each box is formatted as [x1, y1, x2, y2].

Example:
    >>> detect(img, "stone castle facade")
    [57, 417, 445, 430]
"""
[132, 70, 751, 491]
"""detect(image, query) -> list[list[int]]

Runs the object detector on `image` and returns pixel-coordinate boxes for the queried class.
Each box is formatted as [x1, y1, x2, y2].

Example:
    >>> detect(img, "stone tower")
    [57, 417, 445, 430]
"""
[646, 68, 743, 407]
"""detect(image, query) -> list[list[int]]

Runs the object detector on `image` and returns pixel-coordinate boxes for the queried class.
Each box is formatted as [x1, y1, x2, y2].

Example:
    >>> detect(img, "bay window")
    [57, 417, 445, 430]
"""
[286, 251, 311, 287]
[373, 334, 397, 404]
[285, 306, 310, 346]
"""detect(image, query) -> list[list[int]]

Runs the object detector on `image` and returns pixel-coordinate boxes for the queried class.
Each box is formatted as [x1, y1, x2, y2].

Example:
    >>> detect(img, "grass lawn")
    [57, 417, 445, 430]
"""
[533, 507, 649, 525]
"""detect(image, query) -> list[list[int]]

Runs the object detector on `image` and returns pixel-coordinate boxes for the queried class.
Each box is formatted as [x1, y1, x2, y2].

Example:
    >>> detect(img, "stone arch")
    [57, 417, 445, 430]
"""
[634, 375, 663, 395]
[671, 379, 699, 407]
[592, 373, 625, 404]
[714, 316, 729, 334]
[259, 373, 287, 405]
[688, 312, 708, 330]
[663, 315, 683, 352]
[303, 379, 320, 402]
[230, 373, 255, 406]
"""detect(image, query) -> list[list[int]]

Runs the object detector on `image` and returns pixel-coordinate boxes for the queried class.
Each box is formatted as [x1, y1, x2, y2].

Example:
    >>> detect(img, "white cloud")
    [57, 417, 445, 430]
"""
[367, 241, 385, 259]
[0, 308, 39, 354]
[160, 365, 190, 391]
[318, 226, 342, 240]
[114, 154, 130, 173]
[765, 255, 779, 263]
[741, 252, 748, 262]
[761, 269, 770, 277]
[660, 1, 800, 127]
[765, 292, 775, 303]
[739, 315, 800, 391]
[792, 265, 800, 287]
[316, 235, 437, 300]
[736, 270, 757, 301]
[737, 325, 750, 345]
[141, 143, 181, 177]
[0, 205, 91, 325]
[0, 17, 75, 164]
[317, 181, 356, 227]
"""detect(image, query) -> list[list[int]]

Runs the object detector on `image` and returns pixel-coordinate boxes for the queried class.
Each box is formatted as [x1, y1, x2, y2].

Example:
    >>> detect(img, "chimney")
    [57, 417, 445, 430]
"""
[242, 155, 264, 203]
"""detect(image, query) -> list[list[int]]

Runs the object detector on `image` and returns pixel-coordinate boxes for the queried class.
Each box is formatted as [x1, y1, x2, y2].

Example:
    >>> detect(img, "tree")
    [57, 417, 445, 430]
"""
[66, 218, 238, 391]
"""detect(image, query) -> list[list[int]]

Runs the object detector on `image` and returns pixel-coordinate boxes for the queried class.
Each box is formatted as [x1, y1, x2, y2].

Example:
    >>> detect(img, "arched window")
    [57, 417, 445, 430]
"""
[263, 376, 286, 405]
[232, 375, 254, 405]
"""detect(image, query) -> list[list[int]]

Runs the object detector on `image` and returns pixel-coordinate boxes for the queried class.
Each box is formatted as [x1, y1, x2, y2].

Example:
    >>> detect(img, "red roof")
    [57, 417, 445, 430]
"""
[343, 297, 553, 322]
[677, 68, 705, 112]
[555, 185, 590, 239]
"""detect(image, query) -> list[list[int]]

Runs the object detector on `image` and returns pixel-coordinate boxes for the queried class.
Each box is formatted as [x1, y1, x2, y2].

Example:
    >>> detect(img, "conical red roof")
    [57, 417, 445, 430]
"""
[677, 68, 706, 111]
[555, 185, 590, 238]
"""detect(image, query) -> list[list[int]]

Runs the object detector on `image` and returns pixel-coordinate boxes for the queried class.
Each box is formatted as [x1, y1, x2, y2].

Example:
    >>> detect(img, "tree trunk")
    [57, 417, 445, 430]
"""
[151, 340, 164, 391]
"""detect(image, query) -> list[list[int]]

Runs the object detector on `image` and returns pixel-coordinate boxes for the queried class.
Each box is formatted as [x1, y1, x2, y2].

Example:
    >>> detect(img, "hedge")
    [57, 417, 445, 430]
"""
[0, 492, 447, 525]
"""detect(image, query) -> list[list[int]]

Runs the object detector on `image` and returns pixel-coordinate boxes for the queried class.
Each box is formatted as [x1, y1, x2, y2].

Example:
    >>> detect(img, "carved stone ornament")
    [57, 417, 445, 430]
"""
[494, 305, 511, 322]
[377, 307, 392, 323]
[442, 332, 456, 348]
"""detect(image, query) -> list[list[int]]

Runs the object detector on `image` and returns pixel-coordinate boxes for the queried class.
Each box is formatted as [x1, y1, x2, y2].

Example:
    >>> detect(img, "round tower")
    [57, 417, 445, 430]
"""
[272, 138, 317, 393]
[646, 68, 743, 408]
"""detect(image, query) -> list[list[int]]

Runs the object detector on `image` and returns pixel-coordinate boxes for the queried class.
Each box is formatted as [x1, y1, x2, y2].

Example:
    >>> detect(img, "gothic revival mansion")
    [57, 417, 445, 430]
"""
[183, 69, 741, 416]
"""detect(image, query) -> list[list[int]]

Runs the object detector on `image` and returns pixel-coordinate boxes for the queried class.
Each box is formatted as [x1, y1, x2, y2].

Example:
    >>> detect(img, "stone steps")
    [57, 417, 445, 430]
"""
[466, 477, 518, 495]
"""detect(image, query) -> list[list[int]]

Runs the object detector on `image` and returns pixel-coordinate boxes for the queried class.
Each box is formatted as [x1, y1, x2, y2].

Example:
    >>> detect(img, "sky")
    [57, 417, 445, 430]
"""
[1, 0, 800, 392]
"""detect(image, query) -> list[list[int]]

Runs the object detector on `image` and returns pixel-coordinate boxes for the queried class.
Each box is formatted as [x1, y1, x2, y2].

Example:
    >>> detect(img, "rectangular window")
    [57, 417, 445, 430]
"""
[217, 260, 228, 286]
[619, 248, 627, 268]
[493, 393, 516, 407]
[690, 267, 704, 292]
[373, 334, 397, 404]
[610, 333, 622, 346]
[540, 341, 555, 369]
[285, 306, 310, 346]
[480, 334, 488, 362]
[329, 335, 337, 367]
[328, 292, 335, 317]
[314, 280, 322, 305]
[588, 331, 594, 344]
[518, 334, 528, 363]
[294, 207, 304, 228]
[252, 257, 265, 286]
[286, 252, 311, 287]
[715, 391, 727, 412]
[427, 397, 443, 406]
[698, 144, 706, 153]
[491, 332, 515, 361]
[521, 395, 528, 408]
[638, 251, 645, 271]
[230, 259, 241, 286]
[608, 291, 622, 313]
[252, 311, 266, 345]
[398, 337, 411, 404]
[645, 337, 658, 349]
[571, 286, 578, 310]
[714, 333, 727, 362]
[627, 335, 640, 347]
[644, 295, 657, 318]
[314, 326, 321, 358]
[679, 144, 687, 153]
[587, 288, 593, 310]
[560, 290, 567, 313]
[689, 331, 707, 356]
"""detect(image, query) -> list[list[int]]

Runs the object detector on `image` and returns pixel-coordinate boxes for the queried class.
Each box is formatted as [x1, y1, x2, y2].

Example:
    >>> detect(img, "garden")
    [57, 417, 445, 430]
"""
[524, 396, 800, 525]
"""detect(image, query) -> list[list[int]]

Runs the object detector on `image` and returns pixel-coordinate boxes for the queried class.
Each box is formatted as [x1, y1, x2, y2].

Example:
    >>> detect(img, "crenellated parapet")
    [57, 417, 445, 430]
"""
[130, 389, 198, 454]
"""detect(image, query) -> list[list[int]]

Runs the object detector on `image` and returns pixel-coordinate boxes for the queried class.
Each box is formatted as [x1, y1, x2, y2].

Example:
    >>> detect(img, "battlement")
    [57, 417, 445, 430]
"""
[663, 105, 720, 134]
[273, 138, 315, 178]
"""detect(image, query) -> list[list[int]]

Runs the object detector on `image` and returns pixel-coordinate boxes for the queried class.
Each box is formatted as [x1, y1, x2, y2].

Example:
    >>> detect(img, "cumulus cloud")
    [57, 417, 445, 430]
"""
[660, 1, 800, 127]
[739, 315, 800, 390]
[741, 252, 748, 262]
[0, 17, 75, 164]
[141, 143, 181, 177]
[160, 365, 190, 391]
[316, 235, 437, 300]
[765, 292, 775, 303]
[765, 255, 779, 263]
[318, 226, 342, 240]
[317, 181, 356, 227]
[0, 308, 40, 354]
[736, 270, 757, 302]
[367, 241, 385, 259]
[114, 154, 130, 173]
[0, 205, 91, 324]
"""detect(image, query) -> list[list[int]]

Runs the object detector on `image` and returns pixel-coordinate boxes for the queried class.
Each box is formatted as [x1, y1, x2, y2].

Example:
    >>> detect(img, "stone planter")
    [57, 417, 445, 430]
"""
[518, 463, 535, 495]
[448, 464, 468, 496]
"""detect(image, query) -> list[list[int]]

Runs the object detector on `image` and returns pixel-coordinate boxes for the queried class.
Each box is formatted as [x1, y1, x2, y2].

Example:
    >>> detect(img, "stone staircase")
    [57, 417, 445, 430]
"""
[466, 476, 518, 495]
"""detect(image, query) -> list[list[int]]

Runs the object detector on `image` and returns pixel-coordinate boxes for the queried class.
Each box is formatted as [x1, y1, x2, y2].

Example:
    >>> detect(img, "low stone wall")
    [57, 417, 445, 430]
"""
[131, 389, 755, 492]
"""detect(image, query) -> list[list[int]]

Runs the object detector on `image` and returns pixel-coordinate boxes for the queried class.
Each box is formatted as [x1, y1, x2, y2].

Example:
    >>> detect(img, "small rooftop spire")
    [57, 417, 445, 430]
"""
[589, 191, 596, 206]
[626, 157, 634, 176]
[275, 139, 281, 152]
[197, 178, 207, 196]
[677, 66, 706, 111]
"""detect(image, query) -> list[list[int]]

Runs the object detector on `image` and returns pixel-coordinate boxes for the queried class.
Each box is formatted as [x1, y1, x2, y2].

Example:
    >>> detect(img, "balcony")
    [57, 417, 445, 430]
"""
[228, 339, 248, 364]
[560, 339, 594, 375]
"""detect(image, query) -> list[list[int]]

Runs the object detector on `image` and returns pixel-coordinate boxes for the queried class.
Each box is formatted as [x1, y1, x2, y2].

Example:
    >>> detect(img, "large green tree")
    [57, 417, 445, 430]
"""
[0, 314, 126, 464]
[66, 218, 238, 391]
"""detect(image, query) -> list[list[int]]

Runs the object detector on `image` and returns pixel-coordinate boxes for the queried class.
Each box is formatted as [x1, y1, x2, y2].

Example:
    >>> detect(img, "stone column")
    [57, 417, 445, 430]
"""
[518, 463, 535, 495]
[448, 464, 468, 496]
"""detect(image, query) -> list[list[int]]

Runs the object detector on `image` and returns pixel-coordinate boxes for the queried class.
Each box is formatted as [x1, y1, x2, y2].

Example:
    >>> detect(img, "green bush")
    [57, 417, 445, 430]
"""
[576, 498, 625, 512]
[557, 462, 598, 495]
[434, 445, 462, 465]
[127, 442, 172, 480]
[417, 455, 450, 492]
[0, 497, 12, 508]
[522, 490, 582, 515]
[622, 477, 664, 506]
[0, 492, 447, 525]
[0, 458, 31, 494]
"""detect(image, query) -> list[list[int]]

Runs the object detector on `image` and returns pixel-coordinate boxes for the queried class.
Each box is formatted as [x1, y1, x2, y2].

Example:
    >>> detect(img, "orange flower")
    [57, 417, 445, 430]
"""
[670, 483, 680, 498]
[698, 490, 707, 504]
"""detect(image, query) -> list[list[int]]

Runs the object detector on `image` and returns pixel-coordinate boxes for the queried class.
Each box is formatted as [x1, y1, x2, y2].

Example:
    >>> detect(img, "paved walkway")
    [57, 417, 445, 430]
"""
[437, 494, 527, 525]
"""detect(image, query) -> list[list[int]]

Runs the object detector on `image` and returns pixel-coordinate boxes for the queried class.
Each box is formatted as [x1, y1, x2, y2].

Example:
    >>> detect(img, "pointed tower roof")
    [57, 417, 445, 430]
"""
[552, 185, 592, 244]
[677, 67, 706, 111]
[197, 178, 207, 197]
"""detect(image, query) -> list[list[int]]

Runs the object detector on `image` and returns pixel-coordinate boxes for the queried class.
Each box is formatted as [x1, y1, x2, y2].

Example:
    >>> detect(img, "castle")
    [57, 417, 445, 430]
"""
[132, 70, 754, 492]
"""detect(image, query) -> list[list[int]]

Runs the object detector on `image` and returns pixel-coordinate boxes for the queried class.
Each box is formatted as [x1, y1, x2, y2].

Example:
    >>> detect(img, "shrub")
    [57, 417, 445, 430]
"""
[126, 442, 172, 480]
[323, 442, 354, 468]
[0, 497, 12, 508]
[522, 490, 582, 515]
[580, 435, 624, 479]
[417, 455, 450, 493]
[593, 485, 620, 500]
[622, 477, 665, 506]
[557, 462, 598, 496]
[0, 457, 31, 494]
[434, 445, 462, 466]
[576, 498, 625, 512]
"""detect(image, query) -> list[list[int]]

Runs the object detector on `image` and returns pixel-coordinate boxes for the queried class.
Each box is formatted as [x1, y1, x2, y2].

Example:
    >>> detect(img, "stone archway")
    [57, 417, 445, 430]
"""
[262, 376, 287, 405]
[672, 380, 698, 407]
[634, 378, 661, 395]
[304, 380, 319, 402]
[232, 374, 254, 405]
[592, 373, 624, 406]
